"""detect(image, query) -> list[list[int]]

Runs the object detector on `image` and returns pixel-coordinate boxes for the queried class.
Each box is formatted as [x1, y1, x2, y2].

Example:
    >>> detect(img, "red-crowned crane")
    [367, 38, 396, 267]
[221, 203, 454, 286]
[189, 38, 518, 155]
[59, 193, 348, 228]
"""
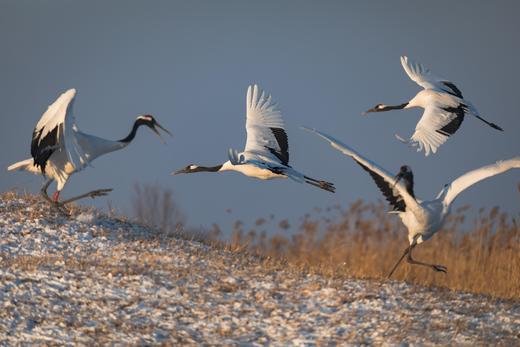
[8, 88, 171, 211]
[364, 56, 503, 156]
[304, 127, 519, 277]
[173, 84, 334, 193]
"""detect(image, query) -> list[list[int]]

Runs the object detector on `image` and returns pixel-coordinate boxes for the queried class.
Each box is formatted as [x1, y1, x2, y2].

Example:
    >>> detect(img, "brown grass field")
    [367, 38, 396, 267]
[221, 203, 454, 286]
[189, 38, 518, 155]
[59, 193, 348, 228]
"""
[4, 189, 520, 344]
[226, 200, 520, 300]
[130, 184, 520, 300]
[3, 185, 519, 300]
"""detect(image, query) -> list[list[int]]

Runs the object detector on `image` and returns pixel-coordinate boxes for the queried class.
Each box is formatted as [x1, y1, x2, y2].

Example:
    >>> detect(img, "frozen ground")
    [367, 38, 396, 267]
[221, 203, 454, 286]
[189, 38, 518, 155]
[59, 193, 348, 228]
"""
[0, 194, 519, 345]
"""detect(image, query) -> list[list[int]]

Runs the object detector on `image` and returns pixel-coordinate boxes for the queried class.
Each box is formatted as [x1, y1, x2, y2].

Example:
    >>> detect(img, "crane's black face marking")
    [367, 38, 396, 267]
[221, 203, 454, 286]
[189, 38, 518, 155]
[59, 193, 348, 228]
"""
[441, 81, 463, 98]
[364, 103, 408, 114]
[119, 115, 172, 143]
[172, 164, 223, 175]
[394, 165, 415, 199]
[436, 105, 466, 136]
[31, 125, 61, 173]
[264, 127, 290, 166]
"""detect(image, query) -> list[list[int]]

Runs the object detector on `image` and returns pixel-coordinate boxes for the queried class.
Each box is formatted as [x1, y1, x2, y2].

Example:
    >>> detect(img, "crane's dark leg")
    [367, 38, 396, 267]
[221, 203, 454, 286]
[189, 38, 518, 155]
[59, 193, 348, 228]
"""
[59, 188, 113, 205]
[303, 175, 335, 193]
[40, 180, 68, 215]
[407, 244, 447, 273]
[40, 179, 53, 204]
[387, 245, 411, 278]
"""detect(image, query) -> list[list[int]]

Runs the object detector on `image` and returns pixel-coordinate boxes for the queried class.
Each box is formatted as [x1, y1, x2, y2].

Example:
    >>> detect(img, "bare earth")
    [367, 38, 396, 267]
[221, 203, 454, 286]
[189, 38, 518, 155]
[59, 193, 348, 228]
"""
[0, 195, 519, 345]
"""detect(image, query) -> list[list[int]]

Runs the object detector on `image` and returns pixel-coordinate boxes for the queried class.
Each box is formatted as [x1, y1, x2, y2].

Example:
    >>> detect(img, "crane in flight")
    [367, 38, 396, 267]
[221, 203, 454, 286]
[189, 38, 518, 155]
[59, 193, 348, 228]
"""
[364, 56, 503, 156]
[173, 84, 334, 193]
[303, 127, 519, 277]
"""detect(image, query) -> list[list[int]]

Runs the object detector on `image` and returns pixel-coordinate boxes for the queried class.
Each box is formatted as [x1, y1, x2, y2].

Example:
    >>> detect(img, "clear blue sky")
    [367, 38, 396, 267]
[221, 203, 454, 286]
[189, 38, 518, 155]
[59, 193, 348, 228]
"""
[1, 1, 519, 233]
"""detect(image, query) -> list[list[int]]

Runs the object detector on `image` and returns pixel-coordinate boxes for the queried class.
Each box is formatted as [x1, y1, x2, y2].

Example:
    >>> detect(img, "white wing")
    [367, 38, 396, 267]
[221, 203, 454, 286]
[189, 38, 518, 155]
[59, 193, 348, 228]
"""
[398, 102, 466, 156]
[401, 56, 464, 98]
[31, 89, 90, 171]
[242, 84, 289, 165]
[303, 127, 421, 213]
[442, 157, 520, 207]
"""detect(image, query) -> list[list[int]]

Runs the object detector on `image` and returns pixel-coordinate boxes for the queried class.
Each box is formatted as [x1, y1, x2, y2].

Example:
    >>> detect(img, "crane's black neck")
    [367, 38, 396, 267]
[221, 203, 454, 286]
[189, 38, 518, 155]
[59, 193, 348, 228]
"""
[193, 165, 223, 173]
[119, 119, 148, 143]
[383, 102, 409, 111]
[402, 172, 415, 198]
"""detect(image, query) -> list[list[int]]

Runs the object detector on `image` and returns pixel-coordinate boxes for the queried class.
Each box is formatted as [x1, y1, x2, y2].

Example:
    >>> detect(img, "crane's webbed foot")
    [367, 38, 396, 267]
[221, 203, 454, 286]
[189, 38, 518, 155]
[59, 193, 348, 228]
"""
[317, 180, 335, 193]
[304, 176, 335, 193]
[60, 188, 113, 205]
[407, 248, 447, 275]
[432, 264, 447, 273]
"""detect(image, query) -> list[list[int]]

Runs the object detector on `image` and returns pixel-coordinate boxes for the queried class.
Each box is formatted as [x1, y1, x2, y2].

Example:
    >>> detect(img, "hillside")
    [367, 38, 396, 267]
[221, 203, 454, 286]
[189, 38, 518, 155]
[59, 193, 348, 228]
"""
[0, 192, 519, 345]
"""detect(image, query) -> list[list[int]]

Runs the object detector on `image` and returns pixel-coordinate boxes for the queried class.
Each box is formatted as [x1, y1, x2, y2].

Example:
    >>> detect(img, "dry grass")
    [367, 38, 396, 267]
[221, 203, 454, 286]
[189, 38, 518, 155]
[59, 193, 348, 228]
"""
[129, 185, 520, 299]
[4, 187, 519, 300]
[229, 199, 520, 299]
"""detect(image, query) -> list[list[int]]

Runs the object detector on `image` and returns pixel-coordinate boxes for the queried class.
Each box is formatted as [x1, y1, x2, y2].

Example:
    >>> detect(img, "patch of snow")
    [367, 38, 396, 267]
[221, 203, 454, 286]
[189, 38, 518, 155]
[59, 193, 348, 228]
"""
[0, 195, 519, 345]
[75, 212, 97, 224]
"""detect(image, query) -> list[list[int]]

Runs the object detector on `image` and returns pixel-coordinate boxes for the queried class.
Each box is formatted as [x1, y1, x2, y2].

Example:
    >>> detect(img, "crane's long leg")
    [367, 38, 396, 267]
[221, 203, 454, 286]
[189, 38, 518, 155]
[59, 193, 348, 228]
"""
[40, 179, 53, 204]
[303, 175, 335, 193]
[407, 244, 447, 273]
[473, 114, 503, 131]
[59, 188, 113, 205]
[40, 179, 68, 215]
[387, 245, 411, 278]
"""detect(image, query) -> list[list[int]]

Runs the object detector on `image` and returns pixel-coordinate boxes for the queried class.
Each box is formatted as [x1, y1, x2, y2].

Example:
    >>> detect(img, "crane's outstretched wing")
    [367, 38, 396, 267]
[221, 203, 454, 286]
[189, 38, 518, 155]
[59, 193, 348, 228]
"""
[396, 103, 468, 156]
[31, 89, 90, 173]
[243, 84, 289, 165]
[442, 157, 520, 207]
[303, 127, 420, 213]
[401, 56, 463, 98]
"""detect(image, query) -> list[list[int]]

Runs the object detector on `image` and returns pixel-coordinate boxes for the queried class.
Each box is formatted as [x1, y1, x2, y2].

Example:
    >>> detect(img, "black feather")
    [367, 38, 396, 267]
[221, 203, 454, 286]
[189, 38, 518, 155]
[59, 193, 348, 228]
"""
[355, 159, 407, 212]
[265, 127, 290, 166]
[441, 81, 463, 98]
[31, 125, 60, 173]
[436, 105, 466, 136]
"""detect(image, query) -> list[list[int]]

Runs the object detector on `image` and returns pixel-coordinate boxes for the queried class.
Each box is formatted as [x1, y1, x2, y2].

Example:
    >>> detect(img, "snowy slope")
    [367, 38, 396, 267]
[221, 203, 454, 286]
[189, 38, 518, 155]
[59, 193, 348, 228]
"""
[0, 193, 519, 345]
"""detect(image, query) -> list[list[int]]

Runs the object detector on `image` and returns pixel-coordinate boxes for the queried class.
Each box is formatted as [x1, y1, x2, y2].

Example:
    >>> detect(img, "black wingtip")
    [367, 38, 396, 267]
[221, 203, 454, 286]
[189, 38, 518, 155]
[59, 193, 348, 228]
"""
[490, 123, 504, 131]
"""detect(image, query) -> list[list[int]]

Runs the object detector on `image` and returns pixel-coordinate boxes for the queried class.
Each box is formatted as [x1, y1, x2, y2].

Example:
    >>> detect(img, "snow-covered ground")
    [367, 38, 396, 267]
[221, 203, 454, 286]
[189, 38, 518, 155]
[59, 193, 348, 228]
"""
[1, 194, 519, 345]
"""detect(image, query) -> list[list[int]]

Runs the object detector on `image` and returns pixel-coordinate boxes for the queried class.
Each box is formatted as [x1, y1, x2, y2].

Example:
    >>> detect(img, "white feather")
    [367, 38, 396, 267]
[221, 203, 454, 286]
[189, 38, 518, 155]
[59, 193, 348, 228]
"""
[243, 84, 286, 163]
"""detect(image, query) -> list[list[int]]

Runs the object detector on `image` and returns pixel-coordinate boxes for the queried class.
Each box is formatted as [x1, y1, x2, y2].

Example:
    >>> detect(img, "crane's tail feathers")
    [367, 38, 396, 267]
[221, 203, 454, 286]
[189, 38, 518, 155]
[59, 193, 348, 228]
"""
[7, 158, 39, 173]
[473, 114, 504, 131]
[304, 175, 335, 193]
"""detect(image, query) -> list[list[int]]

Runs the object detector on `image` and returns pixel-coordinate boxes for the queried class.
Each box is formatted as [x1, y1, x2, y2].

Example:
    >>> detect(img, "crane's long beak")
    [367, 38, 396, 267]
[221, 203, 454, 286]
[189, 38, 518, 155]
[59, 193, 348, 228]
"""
[151, 122, 173, 144]
[156, 122, 173, 137]
[362, 108, 377, 116]
[171, 168, 187, 175]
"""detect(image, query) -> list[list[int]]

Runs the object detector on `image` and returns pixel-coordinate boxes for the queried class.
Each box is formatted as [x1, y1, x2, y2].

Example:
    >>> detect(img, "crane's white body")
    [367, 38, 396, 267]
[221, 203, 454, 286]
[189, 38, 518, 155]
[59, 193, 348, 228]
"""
[304, 127, 520, 245]
[400, 89, 477, 156]
[8, 89, 128, 192]
[219, 160, 286, 180]
[227, 85, 295, 178]
[397, 199, 444, 244]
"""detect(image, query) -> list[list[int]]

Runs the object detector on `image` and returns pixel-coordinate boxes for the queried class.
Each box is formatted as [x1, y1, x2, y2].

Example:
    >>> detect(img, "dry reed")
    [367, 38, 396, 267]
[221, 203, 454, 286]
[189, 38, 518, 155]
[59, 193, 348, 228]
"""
[230, 199, 520, 299]
[4, 186, 517, 300]
[130, 185, 519, 299]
